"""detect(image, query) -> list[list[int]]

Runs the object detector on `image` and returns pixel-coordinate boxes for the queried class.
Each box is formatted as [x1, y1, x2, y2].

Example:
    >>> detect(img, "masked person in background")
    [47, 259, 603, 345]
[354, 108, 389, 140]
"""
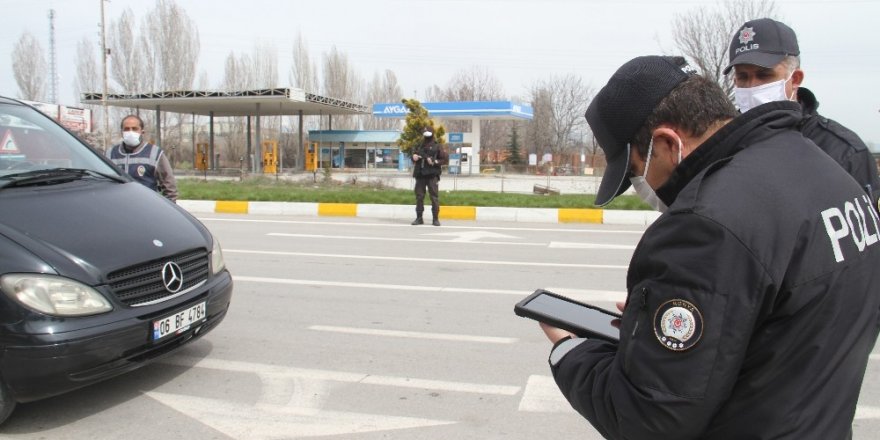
[725, 18, 879, 210]
[106, 115, 178, 202]
[410, 128, 448, 226]
[537, 55, 880, 439]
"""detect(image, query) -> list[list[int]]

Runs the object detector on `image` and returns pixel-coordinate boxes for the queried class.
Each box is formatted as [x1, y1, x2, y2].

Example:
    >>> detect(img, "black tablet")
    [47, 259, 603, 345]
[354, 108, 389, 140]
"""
[514, 289, 621, 342]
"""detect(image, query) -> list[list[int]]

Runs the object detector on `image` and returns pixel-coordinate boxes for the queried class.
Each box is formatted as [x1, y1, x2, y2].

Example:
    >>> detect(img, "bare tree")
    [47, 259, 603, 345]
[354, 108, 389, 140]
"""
[251, 42, 278, 89]
[142, 0, 200, 91]
[220, 51, 254, 169]
[74, 37, 100, 104]
[139, 0, 201, 164]
[364, 70, 403, 130]
[72, 37, 102, 143]
[672, 0, 780, 96]
[527, 85, 553, 158]
[321, 45, 363, 129]
[219, 43, 281, 170]
[108, 8, 147, 94]
[528, 74, 593, 165]
[290, 32, 318, 92]
[438, 66, 508, 157]
[12, 31, 47, 101]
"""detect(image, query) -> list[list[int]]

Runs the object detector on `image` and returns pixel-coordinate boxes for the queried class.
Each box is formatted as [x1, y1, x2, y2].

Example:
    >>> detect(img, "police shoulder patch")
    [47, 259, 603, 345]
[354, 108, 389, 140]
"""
[653, 299, 703, 351]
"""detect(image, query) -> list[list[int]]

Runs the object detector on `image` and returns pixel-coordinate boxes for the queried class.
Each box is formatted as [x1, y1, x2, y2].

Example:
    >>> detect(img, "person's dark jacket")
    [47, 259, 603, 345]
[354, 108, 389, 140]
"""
[550, 102, 880, 439]
[411, 139, 448, 178]
[797, 87, 880, 210]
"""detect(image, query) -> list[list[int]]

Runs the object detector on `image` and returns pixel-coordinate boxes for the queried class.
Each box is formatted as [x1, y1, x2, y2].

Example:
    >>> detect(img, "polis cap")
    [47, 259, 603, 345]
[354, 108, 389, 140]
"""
[723, 18, 799, 74]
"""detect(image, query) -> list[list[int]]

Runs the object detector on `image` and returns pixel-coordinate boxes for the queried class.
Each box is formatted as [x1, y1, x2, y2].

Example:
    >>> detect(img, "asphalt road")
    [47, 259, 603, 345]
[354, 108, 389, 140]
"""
[1, 214, 878, 439]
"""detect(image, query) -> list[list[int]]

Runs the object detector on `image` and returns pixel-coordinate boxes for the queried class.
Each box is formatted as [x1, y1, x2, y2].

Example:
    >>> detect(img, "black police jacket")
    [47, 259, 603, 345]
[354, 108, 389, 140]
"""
[551, 102, 880, 440]
[797, 87, 880, 211]
[411, 140, 448, 178]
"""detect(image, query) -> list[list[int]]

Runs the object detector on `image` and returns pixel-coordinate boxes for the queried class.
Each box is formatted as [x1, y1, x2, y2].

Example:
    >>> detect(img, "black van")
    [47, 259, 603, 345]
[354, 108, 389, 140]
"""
[0, 97, 233, 424]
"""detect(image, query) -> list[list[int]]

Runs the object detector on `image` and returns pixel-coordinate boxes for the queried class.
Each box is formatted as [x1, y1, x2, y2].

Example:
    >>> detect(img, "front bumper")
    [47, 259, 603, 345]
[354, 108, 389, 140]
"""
[0, 271, 233, 403]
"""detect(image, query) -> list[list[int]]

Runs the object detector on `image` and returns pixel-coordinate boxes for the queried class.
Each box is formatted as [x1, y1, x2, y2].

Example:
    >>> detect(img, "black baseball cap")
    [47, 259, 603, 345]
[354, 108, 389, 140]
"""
[586, 55, 695, 207]
[723, 18, 799, 74]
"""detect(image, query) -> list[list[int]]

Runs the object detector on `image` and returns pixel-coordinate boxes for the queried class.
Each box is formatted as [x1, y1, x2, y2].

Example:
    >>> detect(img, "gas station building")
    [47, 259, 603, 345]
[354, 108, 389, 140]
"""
[308, 101, 534, 174]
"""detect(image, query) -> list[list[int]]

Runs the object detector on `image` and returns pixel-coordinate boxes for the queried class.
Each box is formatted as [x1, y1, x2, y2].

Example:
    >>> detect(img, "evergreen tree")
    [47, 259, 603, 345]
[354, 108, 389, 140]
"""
[506, 125, 523, 165]
[397, 98, 446, 154]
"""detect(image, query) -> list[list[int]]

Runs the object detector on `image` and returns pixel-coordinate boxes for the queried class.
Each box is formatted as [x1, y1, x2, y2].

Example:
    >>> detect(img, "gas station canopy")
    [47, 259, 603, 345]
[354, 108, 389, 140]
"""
[81, 88, 369, 117]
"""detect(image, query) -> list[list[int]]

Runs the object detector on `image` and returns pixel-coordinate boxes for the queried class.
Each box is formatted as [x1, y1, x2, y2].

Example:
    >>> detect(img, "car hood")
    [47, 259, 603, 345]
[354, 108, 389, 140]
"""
[0, 180, 210, 283]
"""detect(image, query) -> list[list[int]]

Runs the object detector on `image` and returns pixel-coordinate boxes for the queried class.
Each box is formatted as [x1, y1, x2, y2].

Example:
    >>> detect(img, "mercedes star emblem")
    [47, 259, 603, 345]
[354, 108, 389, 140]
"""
[161, 262, 184, 293]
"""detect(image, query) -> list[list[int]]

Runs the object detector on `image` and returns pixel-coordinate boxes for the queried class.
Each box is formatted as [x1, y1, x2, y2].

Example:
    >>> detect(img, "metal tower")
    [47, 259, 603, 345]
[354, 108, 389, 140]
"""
[48, 9, 58, 104]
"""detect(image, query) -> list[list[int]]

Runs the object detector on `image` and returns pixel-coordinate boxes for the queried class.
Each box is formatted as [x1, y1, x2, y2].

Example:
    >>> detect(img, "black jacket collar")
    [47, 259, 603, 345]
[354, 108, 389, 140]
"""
[655, 101, 803, 207]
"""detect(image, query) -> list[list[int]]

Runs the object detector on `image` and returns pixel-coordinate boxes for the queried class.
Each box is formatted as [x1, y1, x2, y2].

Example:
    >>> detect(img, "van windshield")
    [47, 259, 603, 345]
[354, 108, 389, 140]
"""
[0, 102, 119, 178]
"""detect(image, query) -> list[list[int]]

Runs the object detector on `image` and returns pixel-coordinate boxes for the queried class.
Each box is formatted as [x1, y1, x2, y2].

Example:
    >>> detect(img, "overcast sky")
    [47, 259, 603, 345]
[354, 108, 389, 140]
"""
[1, 0, 878, 144]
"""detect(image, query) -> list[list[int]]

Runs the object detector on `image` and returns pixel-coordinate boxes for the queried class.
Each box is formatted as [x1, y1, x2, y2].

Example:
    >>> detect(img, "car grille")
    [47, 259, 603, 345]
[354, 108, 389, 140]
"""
[107, 249, 209, 307]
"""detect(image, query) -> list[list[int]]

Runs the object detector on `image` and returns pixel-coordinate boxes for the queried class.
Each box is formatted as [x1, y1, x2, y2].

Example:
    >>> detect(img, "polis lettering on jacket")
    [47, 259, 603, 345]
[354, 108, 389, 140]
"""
[822, 194, 880, 263]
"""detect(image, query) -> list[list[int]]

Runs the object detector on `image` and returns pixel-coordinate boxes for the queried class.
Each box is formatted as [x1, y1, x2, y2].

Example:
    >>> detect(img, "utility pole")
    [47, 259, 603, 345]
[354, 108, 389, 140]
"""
[48, 9, 58, 104]
[100, 0, 110, 149]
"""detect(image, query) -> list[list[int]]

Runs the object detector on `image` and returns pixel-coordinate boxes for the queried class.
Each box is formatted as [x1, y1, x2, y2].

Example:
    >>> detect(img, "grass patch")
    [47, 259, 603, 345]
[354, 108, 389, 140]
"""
[178, 176, 650, 210]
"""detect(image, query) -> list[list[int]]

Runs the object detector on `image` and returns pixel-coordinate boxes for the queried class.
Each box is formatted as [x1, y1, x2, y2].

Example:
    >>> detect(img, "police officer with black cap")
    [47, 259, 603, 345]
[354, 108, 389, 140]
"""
[536, 55, 880, 439]
[725, 18, 880, 210]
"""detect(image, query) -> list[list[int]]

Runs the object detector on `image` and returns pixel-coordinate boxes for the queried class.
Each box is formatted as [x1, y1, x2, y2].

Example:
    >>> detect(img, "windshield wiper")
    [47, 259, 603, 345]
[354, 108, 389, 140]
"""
[0, 168, 126, 189]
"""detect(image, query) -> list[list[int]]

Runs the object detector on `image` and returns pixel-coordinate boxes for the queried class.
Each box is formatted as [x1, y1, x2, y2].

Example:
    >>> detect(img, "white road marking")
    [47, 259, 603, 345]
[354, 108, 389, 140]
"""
[225, 249, 628, 269]
[199, 216, 646, 235]
[161, 355, 521, 396]
[856, 405, 880, 419]
[520, 375, 880, 419]
[308, 325, 518, 344]
[422, 230, 519, 242]
[870, 354, 880, 361]
[146, 392, 455, 439]
[233, 275, 626, 300]
[268, 231, 539, 246]
[549, 241, 636, 250]
[518, 375, 573, 413]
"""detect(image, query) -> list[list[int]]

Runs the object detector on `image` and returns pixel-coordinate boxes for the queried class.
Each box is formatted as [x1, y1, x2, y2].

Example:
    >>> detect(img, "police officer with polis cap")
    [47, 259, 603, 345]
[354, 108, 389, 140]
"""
[536, 55, 880, 439]
[725, 17, 880, 210]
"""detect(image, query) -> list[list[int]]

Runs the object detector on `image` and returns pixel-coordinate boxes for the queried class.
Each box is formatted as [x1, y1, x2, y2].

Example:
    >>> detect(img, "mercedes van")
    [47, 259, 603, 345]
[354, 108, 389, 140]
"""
[0, 97, 233, 424]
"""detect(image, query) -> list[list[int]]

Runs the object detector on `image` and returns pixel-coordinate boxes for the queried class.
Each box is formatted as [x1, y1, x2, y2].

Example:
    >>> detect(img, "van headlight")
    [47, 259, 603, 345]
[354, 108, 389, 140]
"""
[211, 237, 226, 275]
[1, 274, 112, 316]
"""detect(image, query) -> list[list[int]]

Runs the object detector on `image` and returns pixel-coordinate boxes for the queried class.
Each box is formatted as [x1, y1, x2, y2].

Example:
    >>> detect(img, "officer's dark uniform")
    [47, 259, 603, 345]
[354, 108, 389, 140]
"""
[797, 87, 880, 210]
[411, 137, 448, 225]
[550, 102, 880, 439]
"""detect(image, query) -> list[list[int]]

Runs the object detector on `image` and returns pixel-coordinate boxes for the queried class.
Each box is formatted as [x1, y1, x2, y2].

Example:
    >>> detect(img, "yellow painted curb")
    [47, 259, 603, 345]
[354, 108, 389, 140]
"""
[441, 206, 477, 220]
[318, 203, 358, 217]
[558, 208, 603, 223]
[215, 200, 249, 214]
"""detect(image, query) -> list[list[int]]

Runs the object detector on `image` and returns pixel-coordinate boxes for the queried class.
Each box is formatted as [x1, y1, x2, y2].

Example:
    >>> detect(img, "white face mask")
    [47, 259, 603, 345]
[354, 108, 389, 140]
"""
[630, 136, 683, 213]
[630, 175, 668, 213]
[122, 131, 141, 147]
[733, 72, 796, 113]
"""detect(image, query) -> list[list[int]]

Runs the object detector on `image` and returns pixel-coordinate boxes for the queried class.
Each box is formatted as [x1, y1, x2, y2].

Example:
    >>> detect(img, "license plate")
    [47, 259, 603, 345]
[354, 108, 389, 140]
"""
[152, 301, 206, 341]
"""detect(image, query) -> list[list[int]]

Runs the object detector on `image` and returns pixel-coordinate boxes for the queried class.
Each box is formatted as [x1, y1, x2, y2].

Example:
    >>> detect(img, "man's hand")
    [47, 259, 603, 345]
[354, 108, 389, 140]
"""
[412, 154, 421, 161]
[540, 322, 577, 344]
[427, 157, 434, 165]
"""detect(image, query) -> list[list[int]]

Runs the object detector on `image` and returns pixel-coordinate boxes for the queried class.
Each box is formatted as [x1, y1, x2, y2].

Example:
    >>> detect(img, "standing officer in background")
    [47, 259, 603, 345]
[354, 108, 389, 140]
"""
[537, 55, 880, 439]
[411, 128, 447, 226]
[725, 18, 880, 208]
[106, 114, 178, 202]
